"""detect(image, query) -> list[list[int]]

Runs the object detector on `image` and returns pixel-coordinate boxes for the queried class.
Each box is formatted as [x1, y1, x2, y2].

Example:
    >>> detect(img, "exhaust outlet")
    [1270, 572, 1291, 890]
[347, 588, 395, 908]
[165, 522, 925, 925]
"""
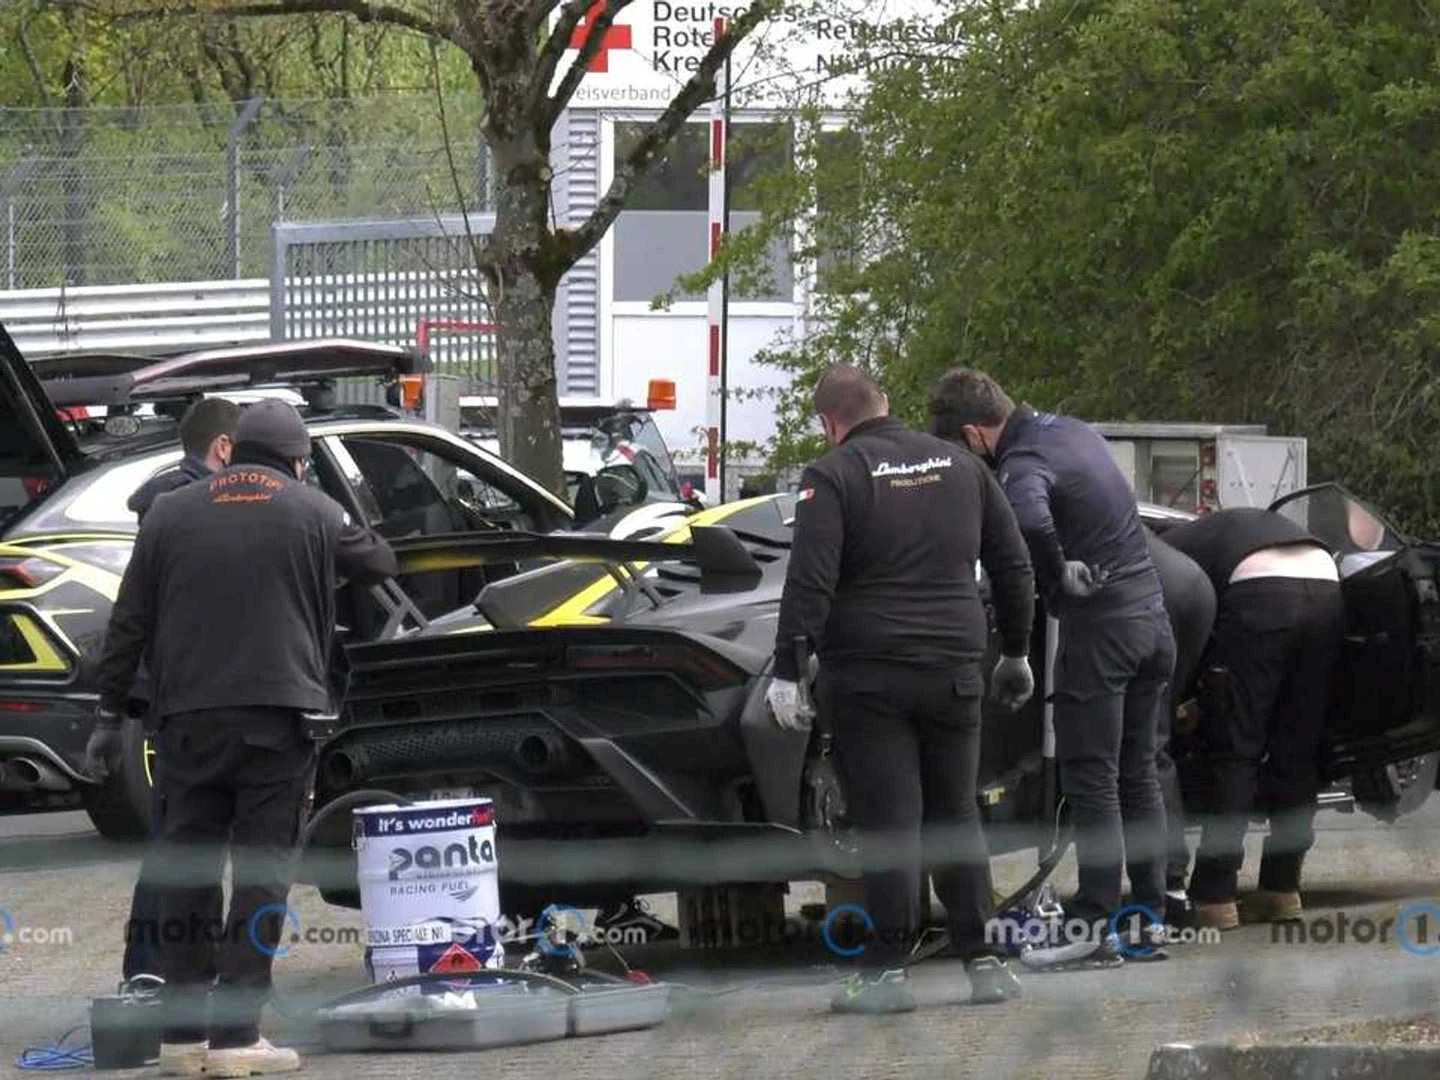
[9, 756, 72, 792]
[514, 731, 571, 775]
[321, 749, 362, 789]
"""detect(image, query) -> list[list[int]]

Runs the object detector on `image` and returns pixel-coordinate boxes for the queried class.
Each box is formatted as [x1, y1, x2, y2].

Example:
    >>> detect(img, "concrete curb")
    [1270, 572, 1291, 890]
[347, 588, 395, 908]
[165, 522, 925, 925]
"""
[1146, 1042, 1440, 1079]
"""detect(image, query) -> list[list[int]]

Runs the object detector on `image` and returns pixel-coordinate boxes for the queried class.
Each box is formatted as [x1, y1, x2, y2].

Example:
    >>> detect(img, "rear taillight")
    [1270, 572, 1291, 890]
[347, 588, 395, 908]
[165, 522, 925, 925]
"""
[0, 700, 43, 712]
[0, 555, 65, 590]
[20, 477, 52, 501]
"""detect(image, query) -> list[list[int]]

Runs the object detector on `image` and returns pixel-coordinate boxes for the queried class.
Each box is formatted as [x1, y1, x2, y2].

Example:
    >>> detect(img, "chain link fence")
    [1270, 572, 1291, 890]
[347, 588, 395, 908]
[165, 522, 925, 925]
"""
[0, 92, 492, 290]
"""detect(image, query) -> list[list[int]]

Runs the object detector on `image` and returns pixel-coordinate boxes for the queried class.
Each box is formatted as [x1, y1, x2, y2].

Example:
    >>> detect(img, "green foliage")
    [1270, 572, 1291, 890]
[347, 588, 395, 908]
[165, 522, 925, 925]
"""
[0, 3, 484, 287]
[0, 3, 473, 108]
[714, 0, 1440, 531]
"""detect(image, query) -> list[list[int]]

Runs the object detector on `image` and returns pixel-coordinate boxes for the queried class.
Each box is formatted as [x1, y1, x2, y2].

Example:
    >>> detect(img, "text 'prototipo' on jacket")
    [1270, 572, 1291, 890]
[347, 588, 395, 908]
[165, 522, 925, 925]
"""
[97, 462, 397, 718]
[773, 417, 1035, 680]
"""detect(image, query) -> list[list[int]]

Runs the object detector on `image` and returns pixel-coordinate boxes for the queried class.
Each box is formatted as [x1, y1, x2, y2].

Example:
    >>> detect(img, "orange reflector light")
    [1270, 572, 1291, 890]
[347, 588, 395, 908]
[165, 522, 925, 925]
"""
[399, 375, 424, 411]
[647, 378, 676, 411]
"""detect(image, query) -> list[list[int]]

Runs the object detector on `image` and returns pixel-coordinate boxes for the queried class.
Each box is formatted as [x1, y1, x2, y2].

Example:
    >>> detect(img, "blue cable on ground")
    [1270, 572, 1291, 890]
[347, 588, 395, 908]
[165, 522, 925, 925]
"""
[15, 1025, 93, 1071]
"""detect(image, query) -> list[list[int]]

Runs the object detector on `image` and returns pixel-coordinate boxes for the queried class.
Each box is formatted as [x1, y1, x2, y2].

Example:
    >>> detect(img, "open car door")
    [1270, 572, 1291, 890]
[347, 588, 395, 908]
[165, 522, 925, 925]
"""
[0, 323, 83, 533]
[1269, 484, 1440, 779]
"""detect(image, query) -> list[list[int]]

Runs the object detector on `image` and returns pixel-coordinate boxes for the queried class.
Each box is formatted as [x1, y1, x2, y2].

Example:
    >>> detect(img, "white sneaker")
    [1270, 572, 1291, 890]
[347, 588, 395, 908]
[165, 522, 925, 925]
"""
[204, 1038, 301, 1077]
[157, 1041, 209, 1077]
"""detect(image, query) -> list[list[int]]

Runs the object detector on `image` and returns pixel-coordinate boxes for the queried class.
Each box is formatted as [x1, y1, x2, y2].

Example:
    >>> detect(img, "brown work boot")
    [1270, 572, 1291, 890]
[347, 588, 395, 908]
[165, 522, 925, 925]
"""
[1192, 899, 1240, 931]
[156, 1041, 208, 1077]
[204, 1038, 301, 1077]
[1243, 889, 1303, 924]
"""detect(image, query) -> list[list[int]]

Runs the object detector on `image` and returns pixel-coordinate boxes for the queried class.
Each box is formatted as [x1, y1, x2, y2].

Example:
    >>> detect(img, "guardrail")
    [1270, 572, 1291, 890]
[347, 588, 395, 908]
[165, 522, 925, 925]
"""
[0, 278, 272, 356]
[0, 272, 488, 357]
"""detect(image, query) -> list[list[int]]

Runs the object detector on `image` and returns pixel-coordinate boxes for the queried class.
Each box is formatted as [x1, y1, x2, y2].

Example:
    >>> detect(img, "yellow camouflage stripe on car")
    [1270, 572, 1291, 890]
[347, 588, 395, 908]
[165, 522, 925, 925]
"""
[0, 539, 131, 673]
[530, 496, 775, 627]
[0, 540, 126, 605]
[2, 614, 69, 673]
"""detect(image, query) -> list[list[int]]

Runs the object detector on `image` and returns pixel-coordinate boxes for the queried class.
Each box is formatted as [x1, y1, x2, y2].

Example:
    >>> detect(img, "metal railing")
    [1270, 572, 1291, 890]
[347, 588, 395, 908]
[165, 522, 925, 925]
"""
[0, 278, 271, 355]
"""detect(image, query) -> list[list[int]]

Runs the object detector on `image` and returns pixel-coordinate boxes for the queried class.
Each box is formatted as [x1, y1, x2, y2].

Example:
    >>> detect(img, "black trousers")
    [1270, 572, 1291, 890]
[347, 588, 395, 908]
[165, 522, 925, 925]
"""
[154, 708, 314, 1048]
[1054, 597, 1174, 928]
[1155, 593, 1214, 891]
[121, 735, 224, 982]
[1188, 578, 1343, 903]
[819, 661, 995, 969]
[1154, 705, 1190, 893]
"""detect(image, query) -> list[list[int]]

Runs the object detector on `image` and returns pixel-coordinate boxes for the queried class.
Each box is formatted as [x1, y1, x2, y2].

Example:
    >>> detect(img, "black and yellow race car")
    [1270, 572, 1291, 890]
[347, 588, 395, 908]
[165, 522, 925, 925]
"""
[296, 481, 1440, 911]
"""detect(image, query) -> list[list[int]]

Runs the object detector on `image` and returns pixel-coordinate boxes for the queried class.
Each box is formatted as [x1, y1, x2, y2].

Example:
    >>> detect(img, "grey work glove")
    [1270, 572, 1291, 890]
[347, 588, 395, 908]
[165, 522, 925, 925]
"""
[84, 708, 125, 782]
[991, 654, 1035, 711]
[1060, 560, 1102, 598]
[766, 678, 814, 732]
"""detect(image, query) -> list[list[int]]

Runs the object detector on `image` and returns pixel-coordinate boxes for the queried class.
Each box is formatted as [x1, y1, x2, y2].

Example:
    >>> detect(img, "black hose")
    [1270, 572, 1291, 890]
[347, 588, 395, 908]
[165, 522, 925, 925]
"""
[299, 787, 414, 850]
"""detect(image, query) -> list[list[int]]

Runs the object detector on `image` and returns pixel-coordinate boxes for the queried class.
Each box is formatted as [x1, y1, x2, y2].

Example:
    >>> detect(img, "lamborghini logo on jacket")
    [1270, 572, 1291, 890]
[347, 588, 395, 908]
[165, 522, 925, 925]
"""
[871, 457, 952, 478]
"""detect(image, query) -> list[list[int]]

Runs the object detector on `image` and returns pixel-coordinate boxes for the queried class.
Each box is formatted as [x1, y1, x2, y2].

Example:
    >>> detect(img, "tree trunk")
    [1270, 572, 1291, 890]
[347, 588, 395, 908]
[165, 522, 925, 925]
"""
[486, 120, 565, 498]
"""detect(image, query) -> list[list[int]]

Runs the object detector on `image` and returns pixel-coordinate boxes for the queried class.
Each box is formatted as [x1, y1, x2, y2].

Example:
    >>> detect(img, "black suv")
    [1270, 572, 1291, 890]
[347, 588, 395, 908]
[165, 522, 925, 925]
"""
[0, 327, 611, 837]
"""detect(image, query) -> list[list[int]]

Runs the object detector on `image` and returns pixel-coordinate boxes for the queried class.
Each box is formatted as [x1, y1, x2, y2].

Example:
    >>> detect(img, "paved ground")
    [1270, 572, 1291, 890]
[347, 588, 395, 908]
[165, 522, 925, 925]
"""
[4, 801, 1440, 1079]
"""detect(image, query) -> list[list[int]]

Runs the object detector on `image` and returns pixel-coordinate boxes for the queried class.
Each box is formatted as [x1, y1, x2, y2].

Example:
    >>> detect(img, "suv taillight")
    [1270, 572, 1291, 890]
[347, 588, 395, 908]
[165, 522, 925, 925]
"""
[0, 555, 65, 590]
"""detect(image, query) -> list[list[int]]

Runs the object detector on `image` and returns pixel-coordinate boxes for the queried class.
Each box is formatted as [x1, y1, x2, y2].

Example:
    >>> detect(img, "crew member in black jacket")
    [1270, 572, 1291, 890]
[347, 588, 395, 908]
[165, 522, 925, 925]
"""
[771, 364, 1036, 1014]
[127, 398, 240, 522]
[1159, 507, 1342, 931]
[928, 370, 1174, 964]
[120, 397, 239, 984]
[86, 400, 397, 1077]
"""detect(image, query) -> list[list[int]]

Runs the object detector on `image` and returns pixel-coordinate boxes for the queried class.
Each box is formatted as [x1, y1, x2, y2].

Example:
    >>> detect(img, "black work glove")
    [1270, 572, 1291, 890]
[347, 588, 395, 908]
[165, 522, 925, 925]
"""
[990, 654, 1035, 711]
[84, 707, 125, 782]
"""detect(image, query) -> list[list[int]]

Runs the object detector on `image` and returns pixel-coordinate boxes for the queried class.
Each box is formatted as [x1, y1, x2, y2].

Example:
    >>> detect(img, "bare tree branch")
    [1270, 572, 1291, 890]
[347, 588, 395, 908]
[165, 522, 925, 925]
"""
[16, 19, 62, 126]
[559, 0, 772, 269]
[531, 0, 632, 124]
[110, 0, 459, 45]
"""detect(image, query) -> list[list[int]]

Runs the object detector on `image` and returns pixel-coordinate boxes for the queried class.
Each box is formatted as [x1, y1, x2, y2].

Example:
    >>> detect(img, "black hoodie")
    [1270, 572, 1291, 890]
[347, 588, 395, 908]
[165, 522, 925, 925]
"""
[127, 453, 212, 522]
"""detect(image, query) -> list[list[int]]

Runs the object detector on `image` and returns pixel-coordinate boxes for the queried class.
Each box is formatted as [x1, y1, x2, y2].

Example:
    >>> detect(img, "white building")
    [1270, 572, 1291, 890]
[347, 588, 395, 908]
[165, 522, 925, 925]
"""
[548, 0, 953, 496]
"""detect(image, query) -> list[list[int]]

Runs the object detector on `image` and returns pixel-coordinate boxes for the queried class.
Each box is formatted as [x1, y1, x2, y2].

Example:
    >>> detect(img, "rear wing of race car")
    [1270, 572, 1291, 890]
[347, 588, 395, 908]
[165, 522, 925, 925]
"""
[368, 525, 763, 639]
[32, 339, 427, 409]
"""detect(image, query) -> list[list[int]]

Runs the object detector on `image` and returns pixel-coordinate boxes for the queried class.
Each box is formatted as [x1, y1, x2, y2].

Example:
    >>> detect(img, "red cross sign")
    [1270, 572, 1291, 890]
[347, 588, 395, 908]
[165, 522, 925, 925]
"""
[569, 2, 633, 73]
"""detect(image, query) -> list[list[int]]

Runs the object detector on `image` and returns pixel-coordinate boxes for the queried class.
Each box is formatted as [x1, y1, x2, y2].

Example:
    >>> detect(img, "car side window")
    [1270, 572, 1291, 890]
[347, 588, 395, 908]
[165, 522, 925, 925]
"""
[632, 415, 679, 479]
[338, 435, 518, 622]
[340, 437, 467, 539]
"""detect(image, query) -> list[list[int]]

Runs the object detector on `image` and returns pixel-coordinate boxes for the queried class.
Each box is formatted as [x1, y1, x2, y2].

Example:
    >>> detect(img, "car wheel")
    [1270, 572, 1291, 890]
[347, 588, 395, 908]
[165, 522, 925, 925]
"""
[81, 715, 153, 840]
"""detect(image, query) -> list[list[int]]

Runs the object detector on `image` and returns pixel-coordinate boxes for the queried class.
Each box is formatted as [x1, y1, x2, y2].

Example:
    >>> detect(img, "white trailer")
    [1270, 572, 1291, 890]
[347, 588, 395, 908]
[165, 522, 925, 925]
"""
[1093, 421, 1307, 513]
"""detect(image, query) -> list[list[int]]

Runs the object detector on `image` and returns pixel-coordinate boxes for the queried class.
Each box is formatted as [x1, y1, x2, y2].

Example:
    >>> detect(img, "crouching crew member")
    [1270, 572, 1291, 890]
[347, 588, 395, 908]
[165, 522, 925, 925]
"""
[928, 370, 1174, 964]
[88, 400, 396, 1077]
[1144, 529, 1218, 926]
[768, 364, 1037, 1014]
[1158, 507, 1343, 931]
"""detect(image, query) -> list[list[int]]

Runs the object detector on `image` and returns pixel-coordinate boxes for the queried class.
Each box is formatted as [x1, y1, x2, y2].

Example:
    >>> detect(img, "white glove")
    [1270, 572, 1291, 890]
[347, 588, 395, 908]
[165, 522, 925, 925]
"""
[766, 678, 813, 731]
[991, 654, 1035, 711]
[1060, 560, 1101, 598]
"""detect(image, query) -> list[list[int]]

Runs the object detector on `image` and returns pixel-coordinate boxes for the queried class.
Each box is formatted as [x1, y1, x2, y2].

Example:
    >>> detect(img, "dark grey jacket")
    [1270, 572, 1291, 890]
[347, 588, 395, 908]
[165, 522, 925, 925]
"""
[98, 461, 397, 717]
